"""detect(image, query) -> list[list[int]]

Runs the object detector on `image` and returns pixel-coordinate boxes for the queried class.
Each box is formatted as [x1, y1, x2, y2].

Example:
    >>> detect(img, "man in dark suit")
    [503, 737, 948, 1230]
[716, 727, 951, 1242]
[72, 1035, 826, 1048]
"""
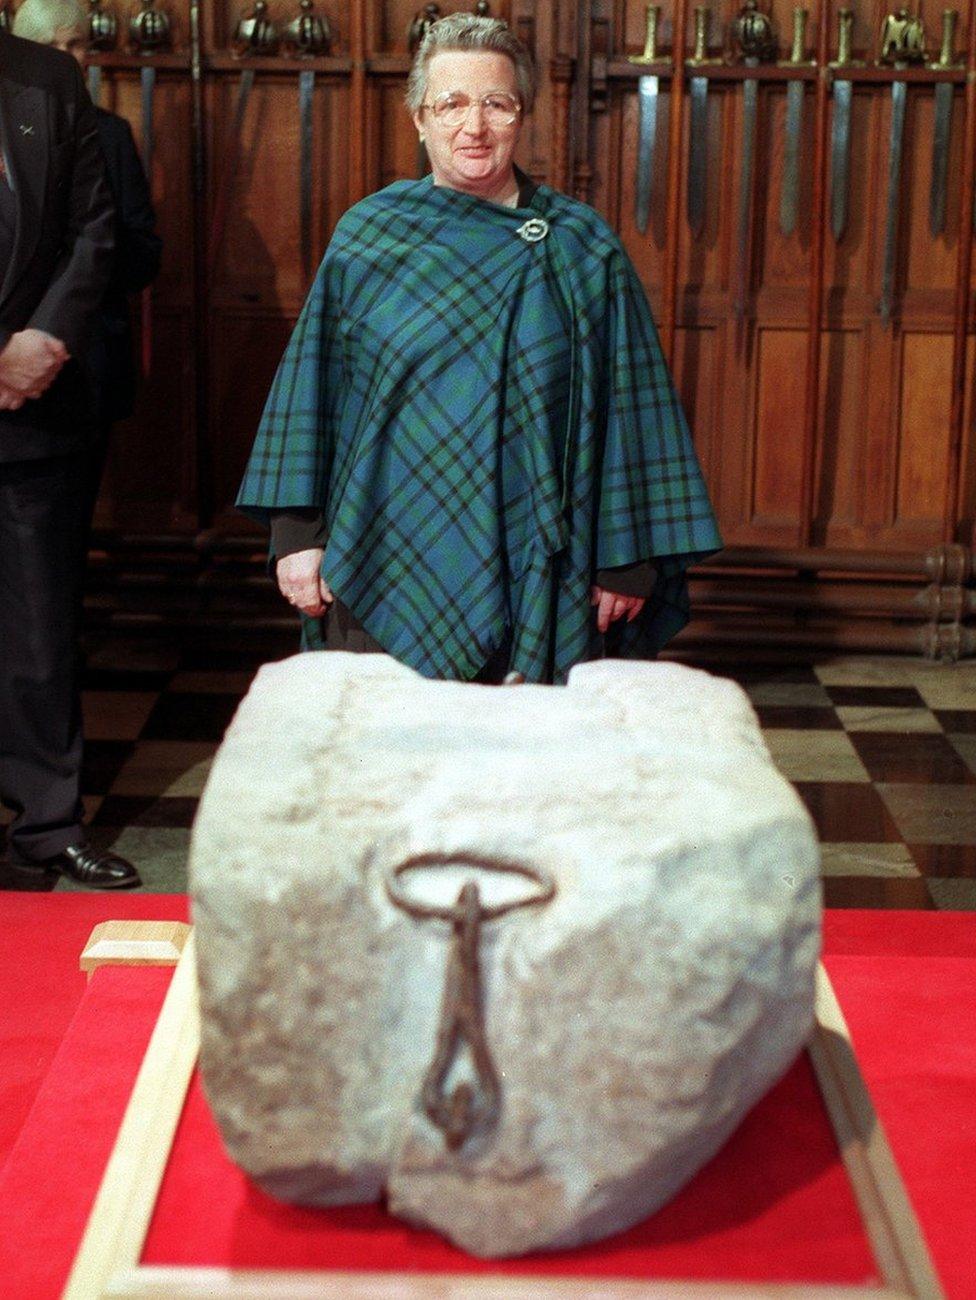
[0, 28, 140, 887]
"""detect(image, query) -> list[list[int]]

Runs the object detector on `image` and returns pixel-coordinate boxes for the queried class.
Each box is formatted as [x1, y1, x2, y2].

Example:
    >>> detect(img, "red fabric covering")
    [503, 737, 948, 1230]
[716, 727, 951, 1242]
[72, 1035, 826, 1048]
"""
[0, 965, 174, 1300]
[0, 900, 973, 1297]
[143, 1055, 879, 1284]
[0, 892, 188, 1172]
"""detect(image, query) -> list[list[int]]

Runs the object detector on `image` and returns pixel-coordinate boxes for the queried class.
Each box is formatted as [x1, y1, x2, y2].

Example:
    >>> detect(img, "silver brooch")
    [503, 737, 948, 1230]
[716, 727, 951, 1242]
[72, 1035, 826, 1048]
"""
[516, 217, 549, 243]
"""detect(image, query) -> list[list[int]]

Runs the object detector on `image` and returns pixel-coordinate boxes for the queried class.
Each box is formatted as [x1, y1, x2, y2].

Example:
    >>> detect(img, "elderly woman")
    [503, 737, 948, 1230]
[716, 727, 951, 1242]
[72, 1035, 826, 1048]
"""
[238, 15, 720, 683]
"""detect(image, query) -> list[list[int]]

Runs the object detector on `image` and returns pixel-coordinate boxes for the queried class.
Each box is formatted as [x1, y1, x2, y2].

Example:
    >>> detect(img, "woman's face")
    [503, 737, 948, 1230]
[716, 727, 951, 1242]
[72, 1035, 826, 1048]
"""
[413, 50, 522, 199]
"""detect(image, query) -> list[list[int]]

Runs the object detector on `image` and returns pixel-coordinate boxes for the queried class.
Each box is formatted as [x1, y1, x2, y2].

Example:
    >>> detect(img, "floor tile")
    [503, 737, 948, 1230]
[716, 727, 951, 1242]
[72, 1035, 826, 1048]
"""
[168, 670, 257, 695]
[92, 795, 199, 829]
[925, 877, 976, 910]
[847, 732, 976, 784]
[81, 691, 159, 741]
[948, 734, 976, 777]
[139, 693, 240, 743]
[109, 741, 215, 797]
[934, 709, 976, 734]
[837, 706, 941, 733]
[84, 636, 182, 674]
[813, 657, 930, 687]
[877, 783, 976, 845]
[81, 667, 173, 692]
[819, 843, 921, 878]
[822, 876, 933, 909]
[825, 685, 927, 709]
[794, 783, 903, 842]
[908, 844, 976, 877]
[81, 740, 136, 794]
[763, 731, 870, 783]
[743, 682, 833, 707]
[756, 707, 842, 730]
[914, 672, 976, 711]
[178, 647, 283, 672]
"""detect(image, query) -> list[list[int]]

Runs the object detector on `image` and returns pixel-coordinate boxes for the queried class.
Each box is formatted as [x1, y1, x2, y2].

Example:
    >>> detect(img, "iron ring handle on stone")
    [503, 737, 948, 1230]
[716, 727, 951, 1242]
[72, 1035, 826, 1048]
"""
[386, 852, 556, 924]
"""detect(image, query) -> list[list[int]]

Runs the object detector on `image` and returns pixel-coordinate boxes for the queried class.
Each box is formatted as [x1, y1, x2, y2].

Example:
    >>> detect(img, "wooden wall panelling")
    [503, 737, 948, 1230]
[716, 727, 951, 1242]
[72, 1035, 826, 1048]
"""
[946, 1, 976, 543]
[86, 0, 199, 531]
[75, 0, 974, 618]
[897, 331, 955, 533]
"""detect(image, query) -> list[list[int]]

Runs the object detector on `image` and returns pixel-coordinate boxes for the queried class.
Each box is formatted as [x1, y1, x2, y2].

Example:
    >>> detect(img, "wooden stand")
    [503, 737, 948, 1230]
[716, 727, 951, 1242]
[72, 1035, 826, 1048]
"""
[64, 925, 943, 1299]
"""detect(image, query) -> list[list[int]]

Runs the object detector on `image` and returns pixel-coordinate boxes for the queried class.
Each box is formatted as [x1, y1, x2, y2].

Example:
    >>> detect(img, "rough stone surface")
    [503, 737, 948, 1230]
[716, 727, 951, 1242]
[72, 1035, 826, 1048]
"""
[191, 653, 821, 1258]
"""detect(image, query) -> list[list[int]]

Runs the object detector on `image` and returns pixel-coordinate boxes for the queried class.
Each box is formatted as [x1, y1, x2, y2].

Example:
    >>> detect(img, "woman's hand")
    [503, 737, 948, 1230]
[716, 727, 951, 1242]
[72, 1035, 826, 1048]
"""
[276, 548, 334, 618]
[590, 585, 645, 634]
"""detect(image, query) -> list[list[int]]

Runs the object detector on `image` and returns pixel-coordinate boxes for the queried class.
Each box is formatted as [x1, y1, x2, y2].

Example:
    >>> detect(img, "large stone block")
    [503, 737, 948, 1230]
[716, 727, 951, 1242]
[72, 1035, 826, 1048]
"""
[191, 653, 820, 1257]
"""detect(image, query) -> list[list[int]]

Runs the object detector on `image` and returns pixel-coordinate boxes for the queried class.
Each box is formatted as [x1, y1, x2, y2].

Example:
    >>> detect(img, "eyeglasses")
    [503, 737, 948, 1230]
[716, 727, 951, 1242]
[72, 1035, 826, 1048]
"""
[422, 91, 522, 129]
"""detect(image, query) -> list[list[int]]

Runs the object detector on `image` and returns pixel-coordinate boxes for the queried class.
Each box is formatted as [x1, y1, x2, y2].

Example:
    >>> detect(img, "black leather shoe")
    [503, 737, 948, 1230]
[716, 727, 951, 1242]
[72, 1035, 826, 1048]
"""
[22, 842, 142, 890]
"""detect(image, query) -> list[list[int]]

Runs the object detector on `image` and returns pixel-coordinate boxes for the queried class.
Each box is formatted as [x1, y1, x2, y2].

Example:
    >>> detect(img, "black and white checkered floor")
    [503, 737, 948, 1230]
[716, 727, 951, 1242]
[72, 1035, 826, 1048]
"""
[2, 637, 974, 907]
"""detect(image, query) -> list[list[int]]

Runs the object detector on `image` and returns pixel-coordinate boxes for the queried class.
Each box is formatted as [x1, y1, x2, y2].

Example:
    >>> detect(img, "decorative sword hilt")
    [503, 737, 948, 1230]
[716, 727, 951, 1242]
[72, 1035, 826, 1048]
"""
[931, 8, 959, 68]
[689, 6, 719, 65]
[129, 0, 170, 53]
[789, 8, 807, 63]
[831, 8, 862, 69]
[284, 0, 331, 56]
[878, 7, 926, 66]
[88, 0, 117, 50]
[632, 4, 660, 64]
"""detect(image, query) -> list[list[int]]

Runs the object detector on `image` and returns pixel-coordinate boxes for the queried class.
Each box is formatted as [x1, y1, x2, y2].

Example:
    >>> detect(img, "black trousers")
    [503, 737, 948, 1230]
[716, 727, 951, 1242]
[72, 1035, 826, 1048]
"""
[0, 453, 88, 863]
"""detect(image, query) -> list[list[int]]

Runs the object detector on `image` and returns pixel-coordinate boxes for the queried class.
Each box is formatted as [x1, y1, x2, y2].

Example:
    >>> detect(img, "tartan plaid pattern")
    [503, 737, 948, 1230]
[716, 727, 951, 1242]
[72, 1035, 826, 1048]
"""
[238, 178, 721, 682]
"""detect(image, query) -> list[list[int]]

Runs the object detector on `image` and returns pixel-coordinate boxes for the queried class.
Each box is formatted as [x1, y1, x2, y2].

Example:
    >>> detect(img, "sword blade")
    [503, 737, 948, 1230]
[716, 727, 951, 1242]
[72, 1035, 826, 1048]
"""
[929, 81, 953, 237]
[780, 79, 803, 237]
[299, 68, 315, 282]
[880, 78, 907, 329]
[734, 76, 758, 321]
[140, 65, 155, 179]
[830, 78, 852, 241]
[688, 76, 709, 236]
[140, 65, 156, 381]
[635, 74, 659, 234]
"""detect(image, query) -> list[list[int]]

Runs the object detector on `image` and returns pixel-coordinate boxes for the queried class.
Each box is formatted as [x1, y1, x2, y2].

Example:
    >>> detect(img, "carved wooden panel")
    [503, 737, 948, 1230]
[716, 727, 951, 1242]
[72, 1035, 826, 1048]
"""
[30, 0, 972, 560]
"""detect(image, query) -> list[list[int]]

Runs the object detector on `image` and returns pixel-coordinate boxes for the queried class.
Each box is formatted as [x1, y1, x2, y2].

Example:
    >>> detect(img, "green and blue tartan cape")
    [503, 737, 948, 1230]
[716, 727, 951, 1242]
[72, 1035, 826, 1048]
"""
[238, 177, 721, 682]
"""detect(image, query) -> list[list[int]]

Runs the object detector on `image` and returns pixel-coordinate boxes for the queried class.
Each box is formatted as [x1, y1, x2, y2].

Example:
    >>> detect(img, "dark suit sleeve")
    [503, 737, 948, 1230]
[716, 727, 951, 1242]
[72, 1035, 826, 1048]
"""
[26, 60, 115, 358]
[107, 116, 161, 297]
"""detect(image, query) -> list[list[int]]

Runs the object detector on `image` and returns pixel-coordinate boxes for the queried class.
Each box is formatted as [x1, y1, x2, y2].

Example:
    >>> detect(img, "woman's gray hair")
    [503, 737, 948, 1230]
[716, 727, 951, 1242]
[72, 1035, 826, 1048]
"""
[405, 14, 536, 116]
[12, 0, 86, 43]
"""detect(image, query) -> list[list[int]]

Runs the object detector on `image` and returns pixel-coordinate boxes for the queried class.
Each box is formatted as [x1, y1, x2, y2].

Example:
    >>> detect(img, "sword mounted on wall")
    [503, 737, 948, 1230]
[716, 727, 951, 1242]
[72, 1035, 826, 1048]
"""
[929, 9, 960, 237]
[731, 0, 777, 345]
[828, 8, 862, 243]
[686, 6, 723, 239]
[877, 6, 927, 329]
[630, 4, 662, 236]
[130, 0, 170, 379]
[284, 0, 332, 285]
[208, 2, 279, 279]
[85, 0, 117, 104]
[778, 7, 812, 238]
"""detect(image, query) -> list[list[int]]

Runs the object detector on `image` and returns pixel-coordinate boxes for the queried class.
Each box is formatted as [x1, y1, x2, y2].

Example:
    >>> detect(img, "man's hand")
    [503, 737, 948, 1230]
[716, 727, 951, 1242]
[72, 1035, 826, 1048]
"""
[0, 383, 27, 412]
[0, 330, 69, 401]
[276, 548, 334, 618]
[590, 585, 646, 634]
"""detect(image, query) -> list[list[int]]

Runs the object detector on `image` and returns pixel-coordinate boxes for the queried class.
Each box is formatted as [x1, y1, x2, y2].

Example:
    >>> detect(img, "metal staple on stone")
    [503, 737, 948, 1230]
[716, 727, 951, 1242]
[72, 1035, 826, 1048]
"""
[386, 853, 556, 1152]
